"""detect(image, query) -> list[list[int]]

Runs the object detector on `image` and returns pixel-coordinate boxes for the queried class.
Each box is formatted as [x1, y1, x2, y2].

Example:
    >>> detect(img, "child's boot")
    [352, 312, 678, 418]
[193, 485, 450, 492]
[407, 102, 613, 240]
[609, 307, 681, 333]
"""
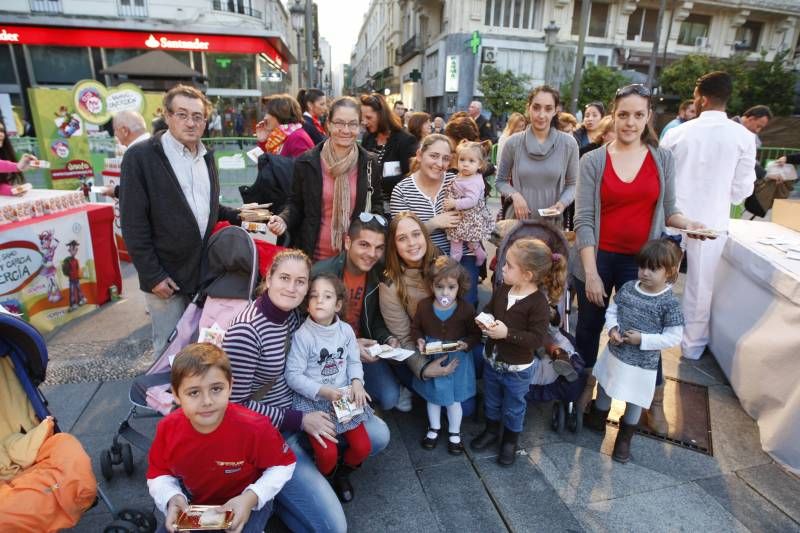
[331, 462, 356, 503]
[643, 385, 668, 436]
[583, 401, 610, 433]
[497, 428, 519, 466]
[470, 419, 500, 450]
[551, 349, 578, 383]
[612, 422, 637, 463]
[577, 374, 596, 411]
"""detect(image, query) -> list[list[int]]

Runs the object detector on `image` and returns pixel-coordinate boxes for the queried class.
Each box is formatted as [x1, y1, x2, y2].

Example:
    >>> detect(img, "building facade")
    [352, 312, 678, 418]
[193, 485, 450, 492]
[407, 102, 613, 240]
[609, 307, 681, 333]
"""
[351, 0, 800, 115]
[350, 0, 403, 104]
[0, 0, 297, 135]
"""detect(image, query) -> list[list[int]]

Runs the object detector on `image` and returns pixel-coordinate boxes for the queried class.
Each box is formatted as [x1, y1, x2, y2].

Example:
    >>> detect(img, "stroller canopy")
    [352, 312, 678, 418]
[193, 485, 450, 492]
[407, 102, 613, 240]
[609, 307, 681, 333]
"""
[494, 220, 570, 287]
[0, 313, 48, 385]
[203, 225, 259, 300]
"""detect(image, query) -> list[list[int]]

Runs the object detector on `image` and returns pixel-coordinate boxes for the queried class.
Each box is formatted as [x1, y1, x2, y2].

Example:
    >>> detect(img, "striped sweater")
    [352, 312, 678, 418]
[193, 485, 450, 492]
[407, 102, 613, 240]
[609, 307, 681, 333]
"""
[222, 296, 303, 432]
[390, 172, 455, 254]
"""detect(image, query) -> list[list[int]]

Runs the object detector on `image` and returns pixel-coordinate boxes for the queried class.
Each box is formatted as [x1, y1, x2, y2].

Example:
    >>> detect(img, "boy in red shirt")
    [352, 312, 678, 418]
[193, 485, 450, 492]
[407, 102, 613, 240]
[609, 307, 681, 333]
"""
[147, 343, 296, 533]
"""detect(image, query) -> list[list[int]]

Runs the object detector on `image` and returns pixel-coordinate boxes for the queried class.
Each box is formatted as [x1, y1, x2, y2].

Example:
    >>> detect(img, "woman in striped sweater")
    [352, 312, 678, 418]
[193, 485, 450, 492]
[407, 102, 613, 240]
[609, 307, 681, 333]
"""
[223, 249, 389, 532]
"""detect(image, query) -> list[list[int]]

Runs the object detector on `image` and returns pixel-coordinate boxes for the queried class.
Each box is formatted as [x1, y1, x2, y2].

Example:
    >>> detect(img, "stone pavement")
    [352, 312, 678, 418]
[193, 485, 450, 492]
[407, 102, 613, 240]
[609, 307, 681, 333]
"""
[43, 261, 800, 532]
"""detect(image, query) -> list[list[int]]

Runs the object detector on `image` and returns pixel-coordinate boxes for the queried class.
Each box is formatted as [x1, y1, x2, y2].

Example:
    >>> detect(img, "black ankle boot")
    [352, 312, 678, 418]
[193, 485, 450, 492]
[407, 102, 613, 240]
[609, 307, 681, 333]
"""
[331, 462, 356, 503]
[497, 428, 519, 466]
[470, 419, 500, 451]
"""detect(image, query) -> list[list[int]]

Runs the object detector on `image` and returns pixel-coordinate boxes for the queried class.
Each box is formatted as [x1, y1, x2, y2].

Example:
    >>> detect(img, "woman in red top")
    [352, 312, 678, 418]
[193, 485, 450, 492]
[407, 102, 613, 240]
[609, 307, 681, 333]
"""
[255, 94, 314, 158]
[573, 84, 703, 433]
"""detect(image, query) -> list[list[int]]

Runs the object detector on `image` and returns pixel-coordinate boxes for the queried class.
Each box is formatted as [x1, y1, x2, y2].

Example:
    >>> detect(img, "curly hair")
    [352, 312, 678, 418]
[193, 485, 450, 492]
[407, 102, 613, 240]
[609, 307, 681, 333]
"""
[507, 238, 567, 302]
[425, 255, 471, 300]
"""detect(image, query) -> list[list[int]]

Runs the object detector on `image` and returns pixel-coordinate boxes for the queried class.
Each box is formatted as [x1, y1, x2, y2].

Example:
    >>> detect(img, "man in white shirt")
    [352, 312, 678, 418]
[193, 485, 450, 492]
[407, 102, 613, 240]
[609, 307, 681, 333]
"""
[661, 71, 757, 359]
[120, 85, 240, 353]
[103, 110, 151, 198]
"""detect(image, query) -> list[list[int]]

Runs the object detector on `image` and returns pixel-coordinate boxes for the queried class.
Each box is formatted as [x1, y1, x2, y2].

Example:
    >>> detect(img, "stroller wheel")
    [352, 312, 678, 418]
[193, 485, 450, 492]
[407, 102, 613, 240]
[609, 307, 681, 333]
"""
[117, 509, 157, 533]
[121, 443, 134, 475]
[551, 402, 566, 434]
[569, 403, 584, 433]
[100, 449, 114, 481]
[103, 519, 139, 533]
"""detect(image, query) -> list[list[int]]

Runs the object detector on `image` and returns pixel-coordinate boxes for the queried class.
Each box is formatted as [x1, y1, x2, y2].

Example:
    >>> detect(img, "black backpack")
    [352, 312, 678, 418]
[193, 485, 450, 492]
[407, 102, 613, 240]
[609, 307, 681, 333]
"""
[239, 152, 294, 215]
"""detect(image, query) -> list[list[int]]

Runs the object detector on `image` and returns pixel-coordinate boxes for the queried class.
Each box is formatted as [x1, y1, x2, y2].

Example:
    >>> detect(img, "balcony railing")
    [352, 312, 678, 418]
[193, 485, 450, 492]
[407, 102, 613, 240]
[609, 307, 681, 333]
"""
[395, 35, 422, 66]
[212, 0, 263, 19]
[118, 0, 148, 18]
[30, 0, 62, 13]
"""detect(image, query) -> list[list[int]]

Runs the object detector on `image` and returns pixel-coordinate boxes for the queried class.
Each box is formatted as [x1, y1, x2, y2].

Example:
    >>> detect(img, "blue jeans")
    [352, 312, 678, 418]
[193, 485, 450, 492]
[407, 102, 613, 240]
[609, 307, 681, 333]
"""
[574, 250, 663, 385]
[363, 359, 402, 410]
[274, 415, 389, 533]
[156, 501, 271, 533]
[482, 360, 534, 433]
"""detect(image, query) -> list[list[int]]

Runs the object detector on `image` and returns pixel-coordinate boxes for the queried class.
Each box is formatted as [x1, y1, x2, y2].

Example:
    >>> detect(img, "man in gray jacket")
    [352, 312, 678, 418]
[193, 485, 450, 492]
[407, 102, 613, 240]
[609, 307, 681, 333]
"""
[120, 84, 240, 353]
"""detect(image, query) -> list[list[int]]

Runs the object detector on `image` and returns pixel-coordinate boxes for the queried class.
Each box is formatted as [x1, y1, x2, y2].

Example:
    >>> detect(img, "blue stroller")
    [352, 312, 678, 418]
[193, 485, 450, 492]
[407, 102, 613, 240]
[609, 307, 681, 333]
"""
[0, 311, 156, 532]
[491, 219, 587, 434]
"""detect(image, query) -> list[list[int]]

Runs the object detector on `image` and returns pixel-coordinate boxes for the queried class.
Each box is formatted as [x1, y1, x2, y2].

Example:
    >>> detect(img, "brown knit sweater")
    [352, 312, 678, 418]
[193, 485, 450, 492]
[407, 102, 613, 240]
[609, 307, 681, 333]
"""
[410, 297, 481, 350]
[484, 284, 549, 365]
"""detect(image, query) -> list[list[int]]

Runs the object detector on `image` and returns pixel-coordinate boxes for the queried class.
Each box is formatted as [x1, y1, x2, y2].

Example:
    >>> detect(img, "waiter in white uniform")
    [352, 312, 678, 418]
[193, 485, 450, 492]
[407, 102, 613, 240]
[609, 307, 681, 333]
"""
[661, 71, 756, 360]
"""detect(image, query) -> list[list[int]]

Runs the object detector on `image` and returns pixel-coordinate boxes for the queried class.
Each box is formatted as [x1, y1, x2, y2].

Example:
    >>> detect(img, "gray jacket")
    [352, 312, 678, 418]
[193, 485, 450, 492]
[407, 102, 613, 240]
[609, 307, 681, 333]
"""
[572, 145, 682, 281]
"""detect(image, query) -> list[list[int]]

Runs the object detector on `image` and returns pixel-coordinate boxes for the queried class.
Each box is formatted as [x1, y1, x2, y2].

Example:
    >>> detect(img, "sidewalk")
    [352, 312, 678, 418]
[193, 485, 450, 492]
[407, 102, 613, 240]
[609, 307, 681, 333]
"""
[46, 263, 800, 533]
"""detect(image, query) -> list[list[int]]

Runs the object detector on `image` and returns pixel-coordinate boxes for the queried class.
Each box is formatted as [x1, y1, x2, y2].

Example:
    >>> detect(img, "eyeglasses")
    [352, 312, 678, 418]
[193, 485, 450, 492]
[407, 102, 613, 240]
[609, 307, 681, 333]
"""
[615, 84, 652, 99]
[169, 110, 207, 124]
[330, 120, 361, 131]
[359, 212, 387, 226]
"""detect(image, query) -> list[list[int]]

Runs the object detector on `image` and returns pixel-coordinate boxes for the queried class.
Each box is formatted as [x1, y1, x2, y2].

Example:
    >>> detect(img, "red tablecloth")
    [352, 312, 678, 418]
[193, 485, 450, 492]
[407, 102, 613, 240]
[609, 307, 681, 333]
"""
[1, 203, 122, 306]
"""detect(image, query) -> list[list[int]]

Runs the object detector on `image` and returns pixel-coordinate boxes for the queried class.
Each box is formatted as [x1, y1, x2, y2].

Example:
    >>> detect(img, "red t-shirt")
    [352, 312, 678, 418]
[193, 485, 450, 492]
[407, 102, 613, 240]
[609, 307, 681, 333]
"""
[147, 403, 296, 505]
[343, 268, 367, 338]
[598, 151, 660, 255]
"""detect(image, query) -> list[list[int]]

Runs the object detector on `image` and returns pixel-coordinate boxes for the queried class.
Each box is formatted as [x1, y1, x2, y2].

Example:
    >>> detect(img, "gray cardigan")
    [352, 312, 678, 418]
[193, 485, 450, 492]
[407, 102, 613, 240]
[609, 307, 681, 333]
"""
[572, 145, 682, 281]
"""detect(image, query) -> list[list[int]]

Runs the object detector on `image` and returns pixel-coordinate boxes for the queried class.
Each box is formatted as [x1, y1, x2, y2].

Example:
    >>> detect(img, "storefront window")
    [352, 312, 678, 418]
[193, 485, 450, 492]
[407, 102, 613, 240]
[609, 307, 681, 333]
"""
[258, 55, 290, 96]
[0, 46, 16, 84]
[105, 48, 191, 68]
[206, 53, 256, 90]
[29, 46, 92, 85]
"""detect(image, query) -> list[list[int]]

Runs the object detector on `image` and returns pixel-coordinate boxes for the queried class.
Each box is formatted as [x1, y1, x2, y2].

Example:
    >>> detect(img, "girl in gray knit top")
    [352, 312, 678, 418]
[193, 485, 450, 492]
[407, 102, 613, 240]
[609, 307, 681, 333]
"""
[584, 240, 684, 464]
[496, 86, 579, 224]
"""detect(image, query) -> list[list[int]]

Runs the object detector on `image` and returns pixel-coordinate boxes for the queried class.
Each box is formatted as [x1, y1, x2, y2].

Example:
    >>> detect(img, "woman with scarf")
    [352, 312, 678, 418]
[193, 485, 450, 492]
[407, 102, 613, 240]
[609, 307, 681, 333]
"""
[297, 88, 328, 145]
[496, 86, 579, 226]
[268, 96, 384, 261]
[256, 94, 314, 158]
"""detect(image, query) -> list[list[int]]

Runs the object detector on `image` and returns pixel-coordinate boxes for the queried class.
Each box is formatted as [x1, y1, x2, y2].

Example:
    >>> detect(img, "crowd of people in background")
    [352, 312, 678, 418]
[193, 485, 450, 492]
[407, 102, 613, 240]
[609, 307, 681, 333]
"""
[3, 67, 795, 533]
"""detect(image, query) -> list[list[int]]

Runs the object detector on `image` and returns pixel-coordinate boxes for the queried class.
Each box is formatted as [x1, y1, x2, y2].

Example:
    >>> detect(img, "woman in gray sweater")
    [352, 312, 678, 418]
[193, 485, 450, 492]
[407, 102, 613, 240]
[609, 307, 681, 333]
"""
[496, 86, 579, 224]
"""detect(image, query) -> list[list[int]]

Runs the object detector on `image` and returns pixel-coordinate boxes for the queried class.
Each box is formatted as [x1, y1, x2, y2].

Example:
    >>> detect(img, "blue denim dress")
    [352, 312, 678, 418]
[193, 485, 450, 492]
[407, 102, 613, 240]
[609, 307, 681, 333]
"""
[412, 306, 477, 406]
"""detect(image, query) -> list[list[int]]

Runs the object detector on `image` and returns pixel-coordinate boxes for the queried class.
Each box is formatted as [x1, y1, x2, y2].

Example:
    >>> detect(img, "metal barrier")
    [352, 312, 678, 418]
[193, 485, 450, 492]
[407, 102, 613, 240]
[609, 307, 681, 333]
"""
[757, 146, 797, 166]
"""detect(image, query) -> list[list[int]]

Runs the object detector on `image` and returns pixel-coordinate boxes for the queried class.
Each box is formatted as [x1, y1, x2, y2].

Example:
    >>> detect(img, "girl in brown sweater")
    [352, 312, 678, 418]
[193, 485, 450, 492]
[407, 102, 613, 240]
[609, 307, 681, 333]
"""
[471, 238, 567, 465]
[411, 257, 481, 454]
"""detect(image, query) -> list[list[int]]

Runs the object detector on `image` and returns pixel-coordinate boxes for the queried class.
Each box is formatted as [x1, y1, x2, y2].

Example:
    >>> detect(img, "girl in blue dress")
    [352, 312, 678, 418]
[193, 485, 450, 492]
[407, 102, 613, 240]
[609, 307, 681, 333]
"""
[410, 256, 481, 454]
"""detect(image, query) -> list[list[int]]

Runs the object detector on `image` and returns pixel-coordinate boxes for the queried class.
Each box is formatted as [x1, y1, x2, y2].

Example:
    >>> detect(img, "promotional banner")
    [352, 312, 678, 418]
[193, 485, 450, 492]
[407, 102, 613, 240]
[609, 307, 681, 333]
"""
[27, 82, 162, 190]
[0, 209, 98, 332]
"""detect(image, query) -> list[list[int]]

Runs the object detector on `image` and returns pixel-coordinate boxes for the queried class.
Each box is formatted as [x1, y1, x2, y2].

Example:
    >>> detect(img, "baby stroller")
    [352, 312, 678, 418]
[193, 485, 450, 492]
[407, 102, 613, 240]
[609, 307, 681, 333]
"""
[100, 225, 262, 480]
[0, 311, 157, 532]
[491, 219, 586, 434]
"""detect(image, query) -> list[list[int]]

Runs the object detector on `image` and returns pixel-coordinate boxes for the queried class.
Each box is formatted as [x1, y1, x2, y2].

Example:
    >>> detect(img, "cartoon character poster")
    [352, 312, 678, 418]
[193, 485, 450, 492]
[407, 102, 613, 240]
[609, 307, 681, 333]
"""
[27, 82, 162, 191]
[0, 210, 97, 332]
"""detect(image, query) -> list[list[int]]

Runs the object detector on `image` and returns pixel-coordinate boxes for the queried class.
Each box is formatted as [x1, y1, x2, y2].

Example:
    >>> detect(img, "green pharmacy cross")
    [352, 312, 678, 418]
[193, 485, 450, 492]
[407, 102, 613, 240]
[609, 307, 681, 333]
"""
[468, 31, 481, 54]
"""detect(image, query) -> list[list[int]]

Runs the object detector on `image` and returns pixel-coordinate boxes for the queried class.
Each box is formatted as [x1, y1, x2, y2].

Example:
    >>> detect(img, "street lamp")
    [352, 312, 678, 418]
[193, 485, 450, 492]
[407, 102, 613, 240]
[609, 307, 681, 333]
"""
[289, 0, 305, 87]
[316, 57, 325, 90]
[544, 20, 560, 47]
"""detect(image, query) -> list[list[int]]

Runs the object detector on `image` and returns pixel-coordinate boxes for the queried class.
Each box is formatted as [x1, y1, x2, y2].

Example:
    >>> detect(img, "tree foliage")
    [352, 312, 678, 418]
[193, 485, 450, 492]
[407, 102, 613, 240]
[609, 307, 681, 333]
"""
[658, 51, 796, 116]
[561, 64, 629, 111]
[478, 66, 531, 117]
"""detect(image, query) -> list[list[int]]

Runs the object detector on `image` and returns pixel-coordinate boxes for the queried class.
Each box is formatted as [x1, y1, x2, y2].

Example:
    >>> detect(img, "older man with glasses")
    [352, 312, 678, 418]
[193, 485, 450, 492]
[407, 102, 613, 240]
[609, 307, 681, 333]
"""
[120, 84, 241, 354]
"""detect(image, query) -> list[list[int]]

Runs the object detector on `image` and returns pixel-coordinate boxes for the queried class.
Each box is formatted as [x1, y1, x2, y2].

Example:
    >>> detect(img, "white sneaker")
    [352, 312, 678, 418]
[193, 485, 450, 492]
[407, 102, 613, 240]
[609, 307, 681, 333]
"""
[395, 387, 413, 412]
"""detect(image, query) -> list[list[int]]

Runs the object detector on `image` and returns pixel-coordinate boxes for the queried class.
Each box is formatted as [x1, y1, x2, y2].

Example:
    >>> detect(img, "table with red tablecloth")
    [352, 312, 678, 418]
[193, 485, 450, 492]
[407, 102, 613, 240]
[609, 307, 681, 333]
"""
[0, 203, 121, 332]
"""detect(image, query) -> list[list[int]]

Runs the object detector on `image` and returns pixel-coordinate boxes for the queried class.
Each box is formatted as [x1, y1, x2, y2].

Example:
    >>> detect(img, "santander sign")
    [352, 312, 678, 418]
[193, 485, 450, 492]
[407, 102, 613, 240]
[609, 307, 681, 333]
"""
[145, 34, 209, 51]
